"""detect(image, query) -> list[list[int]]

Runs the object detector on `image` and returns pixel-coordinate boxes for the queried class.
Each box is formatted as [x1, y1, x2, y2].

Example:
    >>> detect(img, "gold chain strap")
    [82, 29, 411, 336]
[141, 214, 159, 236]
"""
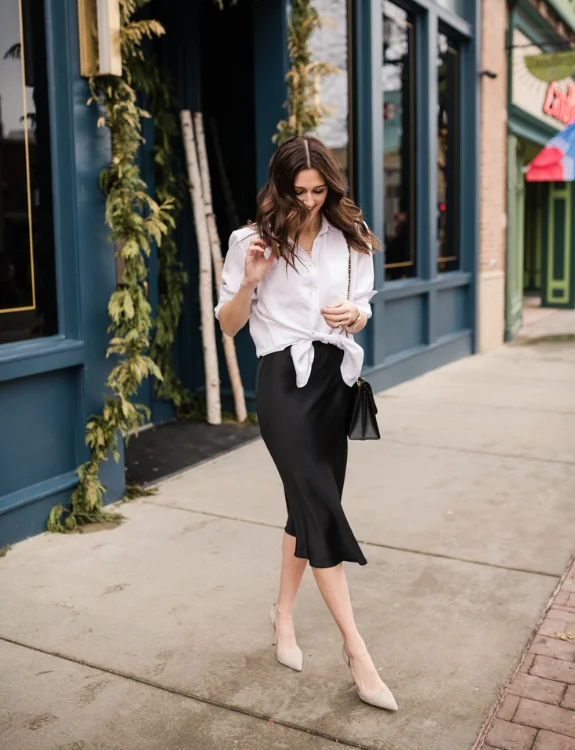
[345, 246, 352, 338]
[347, 245, 352, 301]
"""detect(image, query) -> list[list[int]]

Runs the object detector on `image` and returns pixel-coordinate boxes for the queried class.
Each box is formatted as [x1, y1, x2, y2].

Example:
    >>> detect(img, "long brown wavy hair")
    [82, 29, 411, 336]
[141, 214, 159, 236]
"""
[255, 136, 381, 267]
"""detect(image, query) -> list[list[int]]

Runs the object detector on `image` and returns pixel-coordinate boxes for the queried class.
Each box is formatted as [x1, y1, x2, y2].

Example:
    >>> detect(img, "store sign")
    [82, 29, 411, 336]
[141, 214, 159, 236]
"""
[543, 82, 575, 125]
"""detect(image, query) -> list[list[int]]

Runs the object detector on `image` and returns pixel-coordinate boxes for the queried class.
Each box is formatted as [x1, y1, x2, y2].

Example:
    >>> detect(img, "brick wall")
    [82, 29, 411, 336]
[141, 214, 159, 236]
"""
[478, 0, 509, 351]
[480, 0, 508, 275]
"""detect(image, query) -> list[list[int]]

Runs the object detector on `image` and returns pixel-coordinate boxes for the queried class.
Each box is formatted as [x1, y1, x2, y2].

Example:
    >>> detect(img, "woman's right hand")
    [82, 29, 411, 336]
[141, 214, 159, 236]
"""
[243, 238, 275, 288]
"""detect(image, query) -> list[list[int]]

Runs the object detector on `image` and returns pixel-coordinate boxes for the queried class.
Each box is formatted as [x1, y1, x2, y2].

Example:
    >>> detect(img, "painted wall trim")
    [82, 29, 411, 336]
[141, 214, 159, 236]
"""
[377, 272, 473, 301]
[0, 338, 84, 383]
[0, 470, 79, 516]
[364, 331, 472, 392]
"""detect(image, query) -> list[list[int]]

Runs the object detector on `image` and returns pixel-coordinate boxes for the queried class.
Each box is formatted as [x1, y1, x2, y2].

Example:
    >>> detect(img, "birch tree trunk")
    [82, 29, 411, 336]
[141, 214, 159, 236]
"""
[180, 109, 221, 425]
[194, 112, 247, 424]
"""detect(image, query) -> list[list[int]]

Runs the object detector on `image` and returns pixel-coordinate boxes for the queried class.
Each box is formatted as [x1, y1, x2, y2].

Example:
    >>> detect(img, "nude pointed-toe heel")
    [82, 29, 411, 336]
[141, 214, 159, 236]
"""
[342, 646, 398, 711]
[270, 604, 303, 672]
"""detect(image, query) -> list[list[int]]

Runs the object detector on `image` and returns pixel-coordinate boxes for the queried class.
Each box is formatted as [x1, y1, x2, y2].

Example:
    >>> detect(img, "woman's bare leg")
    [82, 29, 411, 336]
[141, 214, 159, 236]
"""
[274, 532, 307, 650]
[312, 564, 386, 695]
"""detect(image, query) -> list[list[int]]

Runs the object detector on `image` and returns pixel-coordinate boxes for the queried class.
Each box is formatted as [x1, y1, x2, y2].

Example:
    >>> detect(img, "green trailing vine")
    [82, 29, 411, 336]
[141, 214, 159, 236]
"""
[47, 0, 174, 532]
[275, 0, 339, 145]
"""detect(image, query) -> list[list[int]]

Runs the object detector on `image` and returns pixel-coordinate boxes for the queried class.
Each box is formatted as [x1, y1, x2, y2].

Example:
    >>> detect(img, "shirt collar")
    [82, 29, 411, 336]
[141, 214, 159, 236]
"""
[318, 214, 332, 237]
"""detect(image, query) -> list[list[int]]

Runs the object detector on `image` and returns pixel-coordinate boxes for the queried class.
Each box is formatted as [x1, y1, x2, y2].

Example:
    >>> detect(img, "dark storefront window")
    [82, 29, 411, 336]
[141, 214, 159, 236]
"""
[309, 0, 354, 194]
[437, 32, 461, 273]
[382, 1, 416, 282]
[0, 0, 57, 345]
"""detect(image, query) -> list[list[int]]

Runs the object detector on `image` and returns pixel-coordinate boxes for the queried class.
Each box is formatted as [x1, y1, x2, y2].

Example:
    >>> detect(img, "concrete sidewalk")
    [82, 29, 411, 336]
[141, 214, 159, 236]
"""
[1, 323, 575, 750]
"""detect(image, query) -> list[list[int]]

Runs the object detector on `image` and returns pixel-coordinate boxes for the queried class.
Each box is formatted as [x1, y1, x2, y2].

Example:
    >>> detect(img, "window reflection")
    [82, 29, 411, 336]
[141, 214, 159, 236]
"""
[308, 0, 353, 193]
[383, 1, 416, 282]
[0, 0, 57, 344]
[437, 32, 460, 273]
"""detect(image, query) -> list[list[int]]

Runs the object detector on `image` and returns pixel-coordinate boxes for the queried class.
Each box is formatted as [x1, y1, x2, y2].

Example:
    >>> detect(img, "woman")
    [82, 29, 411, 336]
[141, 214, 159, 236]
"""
[215, 136, 397, 712]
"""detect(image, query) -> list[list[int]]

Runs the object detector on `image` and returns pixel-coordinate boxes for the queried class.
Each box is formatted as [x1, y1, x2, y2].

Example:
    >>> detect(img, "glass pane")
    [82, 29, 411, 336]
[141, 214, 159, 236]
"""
[382, 1, 416, 282]
[437, 32, 460, 273]
[309, 0, 353, 193]
[435, 0, 464, 15]
[0, 0, 57, 344]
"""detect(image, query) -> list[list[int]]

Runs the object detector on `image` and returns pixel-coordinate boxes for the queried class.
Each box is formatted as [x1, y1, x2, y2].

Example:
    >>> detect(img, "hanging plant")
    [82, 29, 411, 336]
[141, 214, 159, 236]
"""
[275, 0, 340, 144]
[48, 0, 174, 532]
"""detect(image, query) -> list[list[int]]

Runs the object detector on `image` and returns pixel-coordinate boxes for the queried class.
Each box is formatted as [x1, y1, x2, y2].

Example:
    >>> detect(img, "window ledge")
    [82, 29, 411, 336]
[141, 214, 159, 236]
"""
[0, 336, 85, 382]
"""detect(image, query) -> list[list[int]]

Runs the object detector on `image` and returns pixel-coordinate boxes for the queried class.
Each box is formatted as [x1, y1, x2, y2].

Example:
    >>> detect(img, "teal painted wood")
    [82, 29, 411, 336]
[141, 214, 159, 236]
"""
[0, 338, 84, 382]
[422, 6, 439, 352]
[0, 479, 79, 548]
[463, 0, 481, 353]
[254, 0, 289, 191]
[353, 0, 384, 367]
[0, 371, 78, 498]
[364, 332, 472, 393]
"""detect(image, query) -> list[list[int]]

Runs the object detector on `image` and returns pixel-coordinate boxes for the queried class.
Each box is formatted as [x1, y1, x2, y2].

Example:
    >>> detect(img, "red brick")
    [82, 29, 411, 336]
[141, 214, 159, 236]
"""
[533, 730, 575, 749]
[541, 619, 570, 638]
[486, 718, 538, 750]
[522, 654, 537, 673]
[563, 687, 575, 711]
[509, 673, 566, 705]
[562, 580, 575, 594]
[530, 636, 575, 662]
[499, 694, 521, 720]
[514, 698, 575, 738]
[556, 592, 570, 606]
[532, 657, 575, 685]
[550, 609, 575, 624]
[567, 596, 575, 609]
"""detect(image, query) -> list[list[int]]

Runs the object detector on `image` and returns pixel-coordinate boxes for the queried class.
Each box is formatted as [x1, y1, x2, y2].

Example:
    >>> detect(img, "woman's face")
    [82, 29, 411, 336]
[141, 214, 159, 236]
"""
[294, 169, 328, 221]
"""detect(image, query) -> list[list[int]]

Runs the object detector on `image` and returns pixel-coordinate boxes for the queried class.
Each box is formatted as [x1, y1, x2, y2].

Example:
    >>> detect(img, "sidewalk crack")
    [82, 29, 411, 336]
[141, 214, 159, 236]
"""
[0, 635, 375, 750]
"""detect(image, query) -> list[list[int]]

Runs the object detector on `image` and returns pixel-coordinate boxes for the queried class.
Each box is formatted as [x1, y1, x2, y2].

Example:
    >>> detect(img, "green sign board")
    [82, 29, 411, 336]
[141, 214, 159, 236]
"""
[548, 0, 575, 29]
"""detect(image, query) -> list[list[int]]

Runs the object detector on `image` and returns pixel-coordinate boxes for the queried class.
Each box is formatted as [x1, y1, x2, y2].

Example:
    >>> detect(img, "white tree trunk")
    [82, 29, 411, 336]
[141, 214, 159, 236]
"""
[194, 112, 248, 424]
[180, 110, 221, 425]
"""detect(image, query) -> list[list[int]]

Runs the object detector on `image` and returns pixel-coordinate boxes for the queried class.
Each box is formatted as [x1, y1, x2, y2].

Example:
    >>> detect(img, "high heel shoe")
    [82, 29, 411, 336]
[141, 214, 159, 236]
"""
[342, 645, 398, 711]
[270, 603, 303, 672]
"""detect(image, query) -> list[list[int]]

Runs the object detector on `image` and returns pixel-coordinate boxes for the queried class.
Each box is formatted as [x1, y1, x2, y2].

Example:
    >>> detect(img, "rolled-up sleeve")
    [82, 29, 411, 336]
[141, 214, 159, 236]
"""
[214, 231, 256, 320]
[354, 250, 376, 319]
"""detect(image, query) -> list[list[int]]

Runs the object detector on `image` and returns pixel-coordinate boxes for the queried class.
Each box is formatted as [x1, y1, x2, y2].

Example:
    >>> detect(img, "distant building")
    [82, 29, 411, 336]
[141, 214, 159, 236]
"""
[479, 0, 575, 354]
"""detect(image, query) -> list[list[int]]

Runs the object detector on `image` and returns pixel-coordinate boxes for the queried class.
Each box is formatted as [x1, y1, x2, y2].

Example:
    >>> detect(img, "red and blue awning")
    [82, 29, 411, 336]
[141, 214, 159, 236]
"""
[525, 121, 575, 182]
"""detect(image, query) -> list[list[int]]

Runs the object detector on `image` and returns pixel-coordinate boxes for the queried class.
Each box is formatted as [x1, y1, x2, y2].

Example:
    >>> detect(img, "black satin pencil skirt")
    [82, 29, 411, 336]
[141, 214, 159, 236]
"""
[256, 342, 367, 568]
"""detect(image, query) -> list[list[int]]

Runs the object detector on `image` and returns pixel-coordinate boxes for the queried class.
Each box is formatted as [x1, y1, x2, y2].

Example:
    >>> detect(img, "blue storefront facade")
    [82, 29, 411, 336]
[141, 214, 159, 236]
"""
[0, 0, 481, 546]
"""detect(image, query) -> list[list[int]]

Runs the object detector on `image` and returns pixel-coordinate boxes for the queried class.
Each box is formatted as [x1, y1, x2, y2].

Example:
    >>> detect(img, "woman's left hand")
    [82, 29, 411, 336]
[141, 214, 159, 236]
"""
[320, 300, 359, 329]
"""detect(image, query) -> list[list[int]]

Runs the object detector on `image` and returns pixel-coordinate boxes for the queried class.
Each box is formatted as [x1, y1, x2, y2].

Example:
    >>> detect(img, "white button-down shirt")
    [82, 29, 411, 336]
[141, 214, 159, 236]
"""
[214, 216, 376, 388]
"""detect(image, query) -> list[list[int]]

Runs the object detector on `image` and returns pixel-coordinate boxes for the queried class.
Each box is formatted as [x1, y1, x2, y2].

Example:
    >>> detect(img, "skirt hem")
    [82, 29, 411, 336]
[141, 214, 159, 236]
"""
[294, 552, 368, 569]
